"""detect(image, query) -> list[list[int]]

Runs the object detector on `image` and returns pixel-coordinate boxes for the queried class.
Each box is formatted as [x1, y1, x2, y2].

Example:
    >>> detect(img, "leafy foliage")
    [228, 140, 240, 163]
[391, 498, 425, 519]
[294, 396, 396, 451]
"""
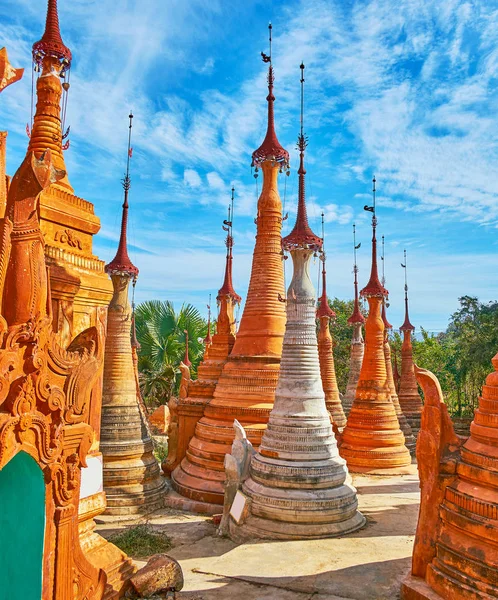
[135, 301, 208, 408]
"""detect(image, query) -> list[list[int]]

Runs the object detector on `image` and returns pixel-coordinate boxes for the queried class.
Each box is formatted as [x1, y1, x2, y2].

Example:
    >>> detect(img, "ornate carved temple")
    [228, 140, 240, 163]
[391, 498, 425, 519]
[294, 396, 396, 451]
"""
[169, 193, 241, 486]
[169, 25, 288, 507]
[317, 239, 346, 430]
[402, 356, 498, 599]
[230, 64, 364, 540]
[398, 250, 423, 437]
[0, 147, 110, 599]
[99, 114, 165, 517]
[340, 180, 411, 473]
[341, 225, 365, 417]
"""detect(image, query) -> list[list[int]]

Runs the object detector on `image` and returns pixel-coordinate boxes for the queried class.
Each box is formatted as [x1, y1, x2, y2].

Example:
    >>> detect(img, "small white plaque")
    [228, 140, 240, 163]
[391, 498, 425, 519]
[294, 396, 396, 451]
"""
[229, 490, 248, 524]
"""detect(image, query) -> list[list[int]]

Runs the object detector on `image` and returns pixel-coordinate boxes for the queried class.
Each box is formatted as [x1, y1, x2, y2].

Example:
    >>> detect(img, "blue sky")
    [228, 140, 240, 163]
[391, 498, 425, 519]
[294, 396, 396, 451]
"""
[1, 0, 498, 332]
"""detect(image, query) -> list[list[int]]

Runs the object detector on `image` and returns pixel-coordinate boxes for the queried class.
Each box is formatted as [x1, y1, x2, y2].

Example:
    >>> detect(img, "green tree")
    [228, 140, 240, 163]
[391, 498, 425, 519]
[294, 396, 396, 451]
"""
[134, 300, 208, 408]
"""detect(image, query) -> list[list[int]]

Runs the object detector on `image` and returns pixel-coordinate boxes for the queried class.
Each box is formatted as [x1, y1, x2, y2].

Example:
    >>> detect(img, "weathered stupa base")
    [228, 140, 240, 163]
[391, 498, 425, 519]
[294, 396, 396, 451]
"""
[347, 462, 418, 476]
[401, 574, 445, 600]
[164, 482, 221, 516]
[101, 405, 166, 519]
[171, 415, 268, 505]
[405, 415, 421, 438]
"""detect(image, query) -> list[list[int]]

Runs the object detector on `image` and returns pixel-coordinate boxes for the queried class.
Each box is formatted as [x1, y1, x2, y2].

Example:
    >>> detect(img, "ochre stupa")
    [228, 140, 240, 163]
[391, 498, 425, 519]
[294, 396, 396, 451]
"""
[230, 64, 364, 540]
[398, 250, 423, 437]
[341, 224, 365, 417]
[402, 356, 498, 599]
[382, 300, 416, 455]
[317, 243, 347, 430]
[168, 195, 241, 484]
[340, 179, 411, 473]
[100, 114, 165, 517]
[380, 238, 416, 455]
[171, 25, 288, 506]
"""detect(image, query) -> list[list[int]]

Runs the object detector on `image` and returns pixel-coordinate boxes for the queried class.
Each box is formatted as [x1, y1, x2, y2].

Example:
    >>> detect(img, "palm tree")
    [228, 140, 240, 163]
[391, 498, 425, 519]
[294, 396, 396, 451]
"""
[134, 301, 208, 408]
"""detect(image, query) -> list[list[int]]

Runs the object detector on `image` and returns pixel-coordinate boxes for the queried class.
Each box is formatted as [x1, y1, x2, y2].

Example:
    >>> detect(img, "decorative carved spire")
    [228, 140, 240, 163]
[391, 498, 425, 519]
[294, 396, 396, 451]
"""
[283, 63, 322, 251]
[348, 223, 365, 325]
[105, 113, 139, 277]
[361, 177, 388, 298]
[400, 249, 415, 332]
[251, 24, 290, 169]
[218, 187, 241, 304]
[380, 235, 392, 329]
[32, 0, 72, 65]
[203, 295, 213, 347]
[317, 213, 335, 318]
[183, 329, 192, 368]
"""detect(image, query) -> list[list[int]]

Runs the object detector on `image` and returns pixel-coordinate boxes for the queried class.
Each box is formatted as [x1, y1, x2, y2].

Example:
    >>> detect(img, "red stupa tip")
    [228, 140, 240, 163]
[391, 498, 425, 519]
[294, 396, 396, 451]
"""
[347, 300, 365, 325]
[33, 0, 72, 64]
[105, 203, 139, 277]
[252, 62, 289, 167]
[316, 259, 336, 319]
[400, 296, 415, 331]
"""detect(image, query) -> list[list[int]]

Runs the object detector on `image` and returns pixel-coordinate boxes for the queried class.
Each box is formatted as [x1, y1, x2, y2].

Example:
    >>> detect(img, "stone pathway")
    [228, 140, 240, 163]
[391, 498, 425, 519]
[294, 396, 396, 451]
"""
[97, 472, 420, 600]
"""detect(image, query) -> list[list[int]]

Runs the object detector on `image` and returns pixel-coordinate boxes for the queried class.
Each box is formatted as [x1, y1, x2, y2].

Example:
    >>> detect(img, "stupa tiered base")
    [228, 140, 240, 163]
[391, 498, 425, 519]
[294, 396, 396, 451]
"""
[101, 405, 166, 519]
[399, 328, 423, 438]
[230, 417, 365, 541]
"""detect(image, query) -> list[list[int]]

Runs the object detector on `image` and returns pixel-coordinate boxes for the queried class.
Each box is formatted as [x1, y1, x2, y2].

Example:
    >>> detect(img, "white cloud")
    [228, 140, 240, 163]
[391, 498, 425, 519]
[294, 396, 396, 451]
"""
[184, 168, 202, 187]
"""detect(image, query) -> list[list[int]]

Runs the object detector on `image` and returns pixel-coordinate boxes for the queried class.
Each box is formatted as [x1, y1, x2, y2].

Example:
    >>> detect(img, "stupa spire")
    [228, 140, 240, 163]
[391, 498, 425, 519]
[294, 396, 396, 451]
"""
[316, 214, 346, 429]
[283, 63, 321, 250]
[251, 24, 289, 169]
[400, 249, 415, 332]
[380, 235, 392, 330]
[361, 177, 388, 299]
[342, 224, 366, 417]
[347, 224, 365, 325]
[171, 34, 288, 506]
[340, 177, 411, 473]
[32, 0, 72, 65]
[105, 113, 138, 277]
[100, 115, 165, 516]
[28, 0, 72, 191]
[218, 187, 242, 304]
[231, 64, 363, 540]
[163, 205, 240, 477]
[398, 248, 422, 436]
[203, 295, 213, 347]
[316, 215, 335, 319]
[380, 238, 416, 455]
[183, 330, 192, 368]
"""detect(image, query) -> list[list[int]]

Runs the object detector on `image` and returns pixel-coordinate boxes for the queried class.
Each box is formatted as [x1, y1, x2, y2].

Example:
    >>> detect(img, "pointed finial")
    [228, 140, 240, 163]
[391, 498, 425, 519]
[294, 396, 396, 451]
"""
[380, 235, 392, 329]
[203, 294, 213, 346]
[218, 187, 242, 303]
[361, 176, 388, 298]
[183, 329, 192, 367]
[252, 24, 289, 168]
[348, 223, 365, 324]
[317, 213, 335, 319]
[105, 112, 139, 277]
[32, 0, 72, 68]
[283, 63, 322, 251]
[400, 248, 415, 331]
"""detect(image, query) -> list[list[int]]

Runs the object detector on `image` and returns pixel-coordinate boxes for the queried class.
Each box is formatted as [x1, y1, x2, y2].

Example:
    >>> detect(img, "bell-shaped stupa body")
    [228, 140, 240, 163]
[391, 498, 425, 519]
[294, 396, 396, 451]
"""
[402, 355, 498, 599]
[100, 118, 165, 517]
[398, 295, 423, 436]
[341, 248, 365, 417]
[231, 87, 364, 537]
[317, 257, 347, 430]
[170, 53, 288, 506]
[169, 205, 241, 483]
[340, 198, 411, 473]
[382, 303, 416, 455]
